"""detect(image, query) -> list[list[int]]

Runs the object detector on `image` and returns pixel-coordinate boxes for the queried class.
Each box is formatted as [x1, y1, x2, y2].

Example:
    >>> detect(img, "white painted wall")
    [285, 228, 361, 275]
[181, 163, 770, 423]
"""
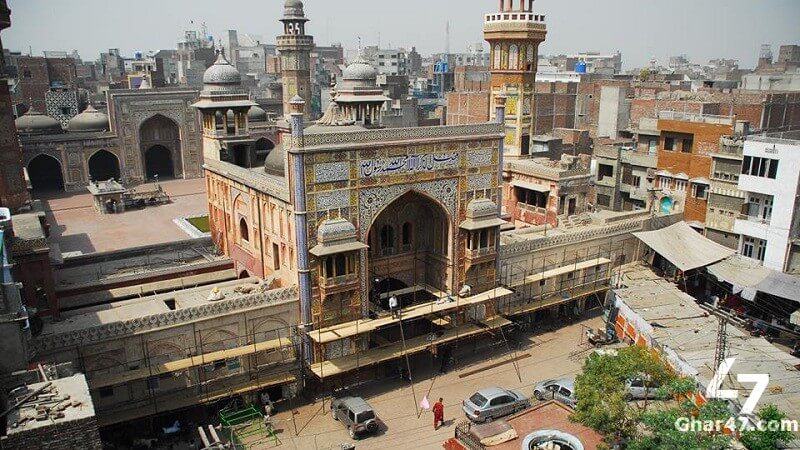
[734, 137, 800, 271]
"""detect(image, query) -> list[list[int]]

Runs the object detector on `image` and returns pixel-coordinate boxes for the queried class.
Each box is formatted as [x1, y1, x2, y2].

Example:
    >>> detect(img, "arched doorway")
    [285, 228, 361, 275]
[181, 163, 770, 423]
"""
[139, 114, 180, 180]
[144, 145, 174, 179]
[88, 150, 120, 182]
[254, 138, 275, 166]
[367, 190, 451, 309]
[27, 154, 64, 192]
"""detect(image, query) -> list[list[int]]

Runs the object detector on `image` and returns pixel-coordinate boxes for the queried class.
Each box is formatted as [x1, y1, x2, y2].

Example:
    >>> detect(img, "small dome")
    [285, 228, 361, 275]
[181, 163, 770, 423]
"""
[15, 107, 62, 135]
[283, 0, 306, 20]
[67, 105, 109, 132]
[203, 52, 242, 86]
[264, 143, 286, 177]
[466, 198, 499, 219]
[317, 218, 357, 244]
[248, 105, 267, 122]
[342, 51, 377, 81]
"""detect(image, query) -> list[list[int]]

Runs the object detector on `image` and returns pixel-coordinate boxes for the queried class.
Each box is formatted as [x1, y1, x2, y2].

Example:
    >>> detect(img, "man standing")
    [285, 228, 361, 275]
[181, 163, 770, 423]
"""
[432, 397, 444, 430]
[389, 295, 399, 319]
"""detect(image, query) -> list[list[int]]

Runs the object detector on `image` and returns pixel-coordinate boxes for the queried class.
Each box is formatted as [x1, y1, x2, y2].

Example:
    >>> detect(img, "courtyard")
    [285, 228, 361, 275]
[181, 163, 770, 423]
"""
[231, 314, 604, 450]
[37, 178, 209, 255]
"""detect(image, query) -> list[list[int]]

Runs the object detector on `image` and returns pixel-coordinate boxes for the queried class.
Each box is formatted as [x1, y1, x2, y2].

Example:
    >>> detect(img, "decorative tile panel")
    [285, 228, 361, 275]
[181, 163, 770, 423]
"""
[314, 162, 349, 183]
[468, 174, 494, 191]
[316, 190, 349, 211]
[467, 149, 493, 167]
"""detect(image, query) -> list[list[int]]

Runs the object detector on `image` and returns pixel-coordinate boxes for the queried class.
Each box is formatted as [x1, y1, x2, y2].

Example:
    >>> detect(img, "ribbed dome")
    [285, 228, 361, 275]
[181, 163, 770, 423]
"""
[248, 105, 267, 122]
[15, 107, 63, 135]
[342, 51, 377, 81]
[67, 105, 109, 132]
[264, 143, 286, 177]
[203, 52, 242, 85]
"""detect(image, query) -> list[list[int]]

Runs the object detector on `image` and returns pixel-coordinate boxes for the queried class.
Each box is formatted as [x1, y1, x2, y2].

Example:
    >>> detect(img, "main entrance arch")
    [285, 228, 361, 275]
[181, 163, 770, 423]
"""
[144, 145, 174, 179]
[366, 190, 451, 310]
[27, 154, 64, 192]
[88, 150, 120, 182]
[139, 114, 180, 180]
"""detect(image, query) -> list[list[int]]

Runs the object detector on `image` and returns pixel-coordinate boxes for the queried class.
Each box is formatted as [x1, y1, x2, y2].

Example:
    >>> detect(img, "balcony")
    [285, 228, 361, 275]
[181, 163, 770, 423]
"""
[466, 246, 496, 260]
[320, 273, 358, 290]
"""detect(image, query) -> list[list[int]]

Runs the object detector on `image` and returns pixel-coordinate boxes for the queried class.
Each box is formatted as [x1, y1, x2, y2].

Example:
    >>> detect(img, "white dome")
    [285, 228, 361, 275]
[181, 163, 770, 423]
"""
[67, 105, 109, 132]
[342, 50, 376, 81]
[203, 53, 241, 85]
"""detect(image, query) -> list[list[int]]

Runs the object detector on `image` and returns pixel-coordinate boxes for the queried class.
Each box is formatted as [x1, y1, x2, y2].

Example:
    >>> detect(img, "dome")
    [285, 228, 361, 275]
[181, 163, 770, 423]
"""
[342, 51, 377, 81]
[67, 105, 109, 132]
[202, 52, 242, 86]
[264, 143, 286, 177]
[15, 107, 63, 135]
[248, 105, 267, 122]
[283, 0, 307, 20]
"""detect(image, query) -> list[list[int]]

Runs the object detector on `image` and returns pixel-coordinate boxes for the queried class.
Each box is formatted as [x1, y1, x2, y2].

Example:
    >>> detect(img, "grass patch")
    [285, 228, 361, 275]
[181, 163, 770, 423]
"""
[186, 215, 210, 233]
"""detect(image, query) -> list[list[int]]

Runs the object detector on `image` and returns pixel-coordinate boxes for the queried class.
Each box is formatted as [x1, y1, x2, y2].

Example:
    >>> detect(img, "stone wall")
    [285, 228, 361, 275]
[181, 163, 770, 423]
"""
[1, 416, 103, 450]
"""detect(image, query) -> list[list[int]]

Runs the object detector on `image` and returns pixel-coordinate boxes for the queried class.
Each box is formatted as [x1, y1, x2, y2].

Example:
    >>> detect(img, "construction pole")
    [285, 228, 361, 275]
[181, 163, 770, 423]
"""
[398, 317, 420, 417]
[713, 316, 727, 372]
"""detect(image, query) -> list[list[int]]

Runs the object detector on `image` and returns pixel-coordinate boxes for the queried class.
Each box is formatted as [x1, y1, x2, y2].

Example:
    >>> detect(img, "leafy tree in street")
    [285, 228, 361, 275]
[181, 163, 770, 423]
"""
[740, 405, 796, 450]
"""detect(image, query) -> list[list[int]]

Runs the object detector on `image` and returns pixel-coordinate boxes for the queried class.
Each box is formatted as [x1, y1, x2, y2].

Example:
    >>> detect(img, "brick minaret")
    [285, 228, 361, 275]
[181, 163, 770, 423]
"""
[483, 0, 547, 157]
[0, 0, 30, 210]
[277, 0, 314, 121]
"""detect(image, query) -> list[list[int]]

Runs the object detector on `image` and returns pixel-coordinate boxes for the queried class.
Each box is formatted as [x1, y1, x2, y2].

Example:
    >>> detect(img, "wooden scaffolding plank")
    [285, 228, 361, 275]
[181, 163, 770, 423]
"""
[310, 287, 513, 344]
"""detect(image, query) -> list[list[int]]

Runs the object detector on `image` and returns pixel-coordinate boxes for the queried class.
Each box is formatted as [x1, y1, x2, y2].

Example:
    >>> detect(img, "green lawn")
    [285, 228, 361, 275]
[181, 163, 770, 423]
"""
[186, 215, 210, 233]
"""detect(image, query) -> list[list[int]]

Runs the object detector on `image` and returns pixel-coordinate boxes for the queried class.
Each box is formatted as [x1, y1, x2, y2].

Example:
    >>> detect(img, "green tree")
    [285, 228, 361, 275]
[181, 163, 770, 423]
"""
[740, 405, 796, 450]
[627, 398, 732, 450]
[639, 68, 651, 82]
[571, 345, 677, 443]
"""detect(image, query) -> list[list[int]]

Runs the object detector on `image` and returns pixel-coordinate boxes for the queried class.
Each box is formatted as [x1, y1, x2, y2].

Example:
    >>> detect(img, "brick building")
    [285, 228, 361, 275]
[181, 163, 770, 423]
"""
[0, 0, 28, 210]
[653, 112, 735, 227]
[15, 56, 77, 112]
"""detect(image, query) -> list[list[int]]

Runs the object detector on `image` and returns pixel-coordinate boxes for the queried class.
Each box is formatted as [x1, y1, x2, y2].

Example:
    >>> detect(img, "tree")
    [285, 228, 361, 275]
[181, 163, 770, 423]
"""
[639, 68, 651, 82]
[740, 405, 795, 450]
[571, 345, 677, 444]
[627, 398, 732, 450]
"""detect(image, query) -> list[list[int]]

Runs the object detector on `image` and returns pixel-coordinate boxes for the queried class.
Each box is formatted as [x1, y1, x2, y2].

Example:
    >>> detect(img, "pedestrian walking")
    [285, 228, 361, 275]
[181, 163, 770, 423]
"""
[433, 397, 444, 430]
[389, 295, 399, 318]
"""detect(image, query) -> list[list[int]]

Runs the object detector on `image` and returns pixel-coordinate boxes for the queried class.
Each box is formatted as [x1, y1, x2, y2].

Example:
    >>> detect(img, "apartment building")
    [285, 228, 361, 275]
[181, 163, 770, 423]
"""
[734, 132, 800, 272]
[705, 136, 746, 249]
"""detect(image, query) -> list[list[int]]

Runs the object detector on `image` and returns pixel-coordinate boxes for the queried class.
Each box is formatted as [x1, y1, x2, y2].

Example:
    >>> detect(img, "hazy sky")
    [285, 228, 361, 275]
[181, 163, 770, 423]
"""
[4, 0, 799, 70]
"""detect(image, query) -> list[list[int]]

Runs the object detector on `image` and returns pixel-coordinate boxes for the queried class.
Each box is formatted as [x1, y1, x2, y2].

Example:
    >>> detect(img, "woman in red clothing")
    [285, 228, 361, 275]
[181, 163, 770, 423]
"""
[432, 398, 444, 430]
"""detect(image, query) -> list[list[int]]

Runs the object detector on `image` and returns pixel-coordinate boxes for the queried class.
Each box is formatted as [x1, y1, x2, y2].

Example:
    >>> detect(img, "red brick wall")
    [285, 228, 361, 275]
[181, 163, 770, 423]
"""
[15, 56, 50, 111]
[446, 91, 490, 125]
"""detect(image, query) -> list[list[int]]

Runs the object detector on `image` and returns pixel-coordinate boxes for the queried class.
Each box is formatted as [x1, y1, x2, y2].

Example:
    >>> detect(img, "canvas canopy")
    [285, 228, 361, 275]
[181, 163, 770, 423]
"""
[633, 221, 735, 271]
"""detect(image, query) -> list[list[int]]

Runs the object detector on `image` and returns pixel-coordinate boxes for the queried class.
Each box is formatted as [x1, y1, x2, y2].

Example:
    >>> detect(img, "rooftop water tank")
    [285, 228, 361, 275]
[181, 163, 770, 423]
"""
[575, 60, 587, 73]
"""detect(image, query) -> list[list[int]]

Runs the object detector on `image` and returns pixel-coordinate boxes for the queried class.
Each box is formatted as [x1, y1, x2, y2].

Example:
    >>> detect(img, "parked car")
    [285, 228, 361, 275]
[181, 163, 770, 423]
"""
[533, 378, 577, 407]
[331, 396, 379, 439]
[462, 387, 529, 422]
[625, 376, 662, 401]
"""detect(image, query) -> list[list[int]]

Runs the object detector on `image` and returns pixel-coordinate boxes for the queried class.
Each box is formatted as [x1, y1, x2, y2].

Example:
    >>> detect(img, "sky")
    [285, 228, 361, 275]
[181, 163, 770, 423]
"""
[4, 0, 799, 70]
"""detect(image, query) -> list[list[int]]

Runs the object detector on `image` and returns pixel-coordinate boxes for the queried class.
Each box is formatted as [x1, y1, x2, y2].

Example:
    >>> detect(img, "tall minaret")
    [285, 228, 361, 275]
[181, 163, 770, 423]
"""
[277, 0, 314, 120]
[0, 0, 30, 210]
[484, 0, 546, 157]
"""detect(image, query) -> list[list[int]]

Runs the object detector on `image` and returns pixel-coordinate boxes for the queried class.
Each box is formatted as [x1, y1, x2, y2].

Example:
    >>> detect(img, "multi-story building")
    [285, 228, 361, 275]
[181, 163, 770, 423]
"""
[705, 135, 746, 249]
[653, 112, 735, 228]
[734, 132, 800, 273]
[593, 142, 657, 212]
[369, 48, 409, 76]
[484, 0, 547, 156]
[503, 154, 592, 227]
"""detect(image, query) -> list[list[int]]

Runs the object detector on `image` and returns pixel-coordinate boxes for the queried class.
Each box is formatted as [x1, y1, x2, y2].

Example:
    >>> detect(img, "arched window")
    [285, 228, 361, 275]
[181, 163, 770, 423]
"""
[508, 44, 519, 70]
[402, 222, 412, 251]
[380, 225, 395, 255]
[493, 44, 501, 69]
[239, 217, 249, 242]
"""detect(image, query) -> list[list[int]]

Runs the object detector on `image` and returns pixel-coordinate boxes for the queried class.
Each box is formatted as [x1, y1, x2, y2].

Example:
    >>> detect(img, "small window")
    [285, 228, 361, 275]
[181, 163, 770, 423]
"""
[146, 376, 160, 391]
[693, 184, 708, 199]
[767, 159, 778, 179]
[402, 222, 412, 247]
[742, 156, 752, 175]
[272, 243, 280, 270]
[664, 137, 675, 151]
[60, 107, 71, 115]
[23, 69, 32, 78]
[239, 218, 249, 242]
[682, 138, 693, 153]
[99, 386, 114, 398]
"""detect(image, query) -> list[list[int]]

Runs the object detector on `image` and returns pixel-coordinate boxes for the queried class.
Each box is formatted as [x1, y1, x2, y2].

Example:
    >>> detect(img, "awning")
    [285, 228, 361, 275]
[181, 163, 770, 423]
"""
[791, 309, 800, 326]
[689, 177, 710, 185]
[707, 255, 770, 295]
[674, 172, 688, 180]
[749, 271, 800, 304]
[309, 240, 368, 257]
[654, 170, 673, 177]
[633, 221, 735, 271]
[460, 217, 508, 231]
[511, 180, 551, 193]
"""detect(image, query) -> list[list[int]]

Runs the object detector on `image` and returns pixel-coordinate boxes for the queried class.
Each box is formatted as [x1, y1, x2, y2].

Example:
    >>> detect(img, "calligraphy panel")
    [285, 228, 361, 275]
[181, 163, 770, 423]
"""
[359, 152, 460, 179]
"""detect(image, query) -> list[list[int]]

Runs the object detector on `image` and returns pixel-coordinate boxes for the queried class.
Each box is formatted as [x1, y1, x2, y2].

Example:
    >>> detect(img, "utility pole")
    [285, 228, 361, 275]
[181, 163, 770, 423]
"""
[713, 316, 727, 372]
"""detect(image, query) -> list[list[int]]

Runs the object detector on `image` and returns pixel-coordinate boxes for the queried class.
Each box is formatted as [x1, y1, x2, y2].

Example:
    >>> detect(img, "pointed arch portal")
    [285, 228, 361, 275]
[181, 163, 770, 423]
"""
[28, 154, 64, 192]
